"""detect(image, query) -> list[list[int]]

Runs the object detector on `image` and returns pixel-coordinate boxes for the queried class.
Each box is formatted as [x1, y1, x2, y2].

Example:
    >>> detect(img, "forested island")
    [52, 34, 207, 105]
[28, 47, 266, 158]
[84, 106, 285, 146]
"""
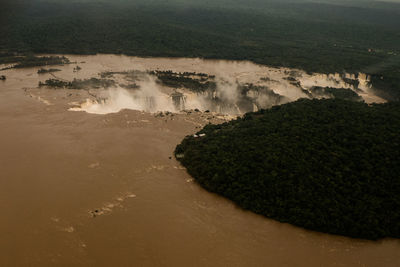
[150, 71, 217, 92]
[39, 78, 115, 89]
[175, 99, 400, 240]
[37, 68, 61, 74]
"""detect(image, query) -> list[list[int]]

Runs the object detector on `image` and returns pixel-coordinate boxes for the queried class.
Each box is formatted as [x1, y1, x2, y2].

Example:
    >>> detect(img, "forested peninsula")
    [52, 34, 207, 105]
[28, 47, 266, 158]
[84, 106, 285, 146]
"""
[175, 99, 400, 240]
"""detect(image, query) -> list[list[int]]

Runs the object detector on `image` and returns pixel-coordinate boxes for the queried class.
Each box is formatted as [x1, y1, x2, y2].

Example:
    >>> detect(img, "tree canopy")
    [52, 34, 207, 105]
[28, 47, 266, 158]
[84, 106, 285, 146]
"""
[0, 0, 399, 100]
[175, 99, 400, 239]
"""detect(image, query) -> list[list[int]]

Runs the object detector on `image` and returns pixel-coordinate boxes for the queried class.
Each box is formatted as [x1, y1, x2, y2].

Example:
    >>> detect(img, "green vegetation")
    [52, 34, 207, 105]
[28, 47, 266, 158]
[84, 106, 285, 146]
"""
[0, 0, 398, 99]
[2, 55, 70, 70]
[175, 99, 400, 239]
[0, 52, 24, 65]
[39, 78, 115, 89]
[37, 68, 61, 74]
[39, 79, 71, 88]
[100, 70, 147, 80]
[150, 70, 216, 92]
[119, 83, 140, 90]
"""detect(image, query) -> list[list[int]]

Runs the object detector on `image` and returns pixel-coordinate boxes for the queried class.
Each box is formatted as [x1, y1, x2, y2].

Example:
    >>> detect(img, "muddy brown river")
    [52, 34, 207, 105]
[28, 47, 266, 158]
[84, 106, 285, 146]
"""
[0, 55, 398, 266]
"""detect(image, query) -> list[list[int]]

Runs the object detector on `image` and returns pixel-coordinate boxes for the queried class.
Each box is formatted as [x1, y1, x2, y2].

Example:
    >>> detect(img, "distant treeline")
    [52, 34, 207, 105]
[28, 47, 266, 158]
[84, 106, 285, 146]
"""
[175, 99, 400, 240]
[0, 1, 399, 99]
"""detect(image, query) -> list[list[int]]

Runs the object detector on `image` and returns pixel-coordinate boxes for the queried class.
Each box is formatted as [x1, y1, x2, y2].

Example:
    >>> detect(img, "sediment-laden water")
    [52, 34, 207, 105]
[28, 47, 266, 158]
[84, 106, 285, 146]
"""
[19, 54, 384, 115]
[0, 55, 397, 266]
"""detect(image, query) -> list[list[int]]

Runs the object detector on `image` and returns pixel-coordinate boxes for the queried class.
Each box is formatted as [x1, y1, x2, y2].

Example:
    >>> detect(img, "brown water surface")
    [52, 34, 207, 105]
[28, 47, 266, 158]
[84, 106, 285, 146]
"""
[0, 55, 398, 266]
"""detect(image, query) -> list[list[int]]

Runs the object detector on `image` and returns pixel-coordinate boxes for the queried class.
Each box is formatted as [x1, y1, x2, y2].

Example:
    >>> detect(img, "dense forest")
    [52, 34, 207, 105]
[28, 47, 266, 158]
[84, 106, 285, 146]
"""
[175, 99, 400, 239]
[0, 0, 399, 100]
